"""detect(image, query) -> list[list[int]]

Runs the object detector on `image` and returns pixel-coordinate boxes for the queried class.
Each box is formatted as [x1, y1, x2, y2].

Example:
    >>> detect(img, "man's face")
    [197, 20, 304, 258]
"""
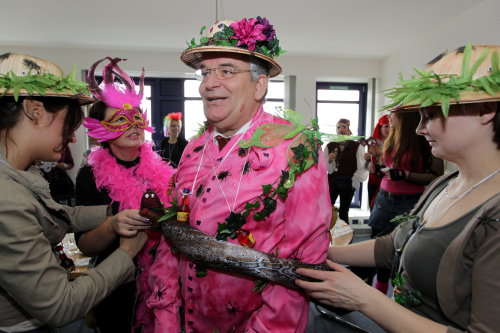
[336, 123, 350, 135]
[198, 54, 268, 136]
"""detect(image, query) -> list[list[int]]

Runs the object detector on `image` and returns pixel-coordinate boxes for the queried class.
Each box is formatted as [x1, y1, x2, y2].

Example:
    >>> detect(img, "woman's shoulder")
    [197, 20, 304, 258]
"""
[76, 164, 95, 182]
[179, 137, 189, 147]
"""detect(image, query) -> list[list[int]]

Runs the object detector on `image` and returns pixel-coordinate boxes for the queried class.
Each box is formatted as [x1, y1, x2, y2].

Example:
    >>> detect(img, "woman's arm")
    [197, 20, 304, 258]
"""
[74, 165, 150, 256]
[296, 261, 447, 333]
[0, 194, 146, 327]
[328, 239, 377, 267]
[406, 155, 444, 185]
[77, 210, 151, 257]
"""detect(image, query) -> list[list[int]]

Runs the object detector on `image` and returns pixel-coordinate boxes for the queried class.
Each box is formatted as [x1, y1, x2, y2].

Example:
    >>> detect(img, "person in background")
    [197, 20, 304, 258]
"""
[149, 17, 331, 333]
[325, 118, 369, 223]
[366, 115, 390, 209]
[297, 44, 500, 333]
[75, 57, 178, 333]
[367, 109, 443, 294]
[159, 112, 188, 167]
[0, 53, 146, 332]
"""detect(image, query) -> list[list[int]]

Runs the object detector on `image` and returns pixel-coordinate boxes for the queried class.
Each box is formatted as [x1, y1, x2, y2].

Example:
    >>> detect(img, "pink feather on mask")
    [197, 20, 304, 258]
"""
[83, 117, 123, 142]
[101, 82, 143, 109]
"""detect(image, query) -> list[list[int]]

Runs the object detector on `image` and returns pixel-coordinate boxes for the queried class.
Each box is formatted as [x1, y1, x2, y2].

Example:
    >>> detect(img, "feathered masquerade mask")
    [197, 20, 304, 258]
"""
[83, 57, 154, 142]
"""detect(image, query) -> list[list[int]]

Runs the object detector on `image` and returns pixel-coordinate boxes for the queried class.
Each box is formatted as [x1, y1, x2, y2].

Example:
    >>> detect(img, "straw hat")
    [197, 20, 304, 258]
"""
[384, 44, 500, 116]
[180, 17, 283, 77]
[0, 52, 93, 105]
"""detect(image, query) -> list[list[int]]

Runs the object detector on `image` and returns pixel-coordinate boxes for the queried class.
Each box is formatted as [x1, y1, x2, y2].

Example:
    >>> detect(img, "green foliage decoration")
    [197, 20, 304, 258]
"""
[0, 67, 90, 100]
[383, 44, 500, 117]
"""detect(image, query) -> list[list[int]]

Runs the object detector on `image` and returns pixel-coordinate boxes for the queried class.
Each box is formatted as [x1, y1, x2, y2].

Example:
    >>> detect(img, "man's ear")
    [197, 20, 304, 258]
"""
[254, 75, 269, 102]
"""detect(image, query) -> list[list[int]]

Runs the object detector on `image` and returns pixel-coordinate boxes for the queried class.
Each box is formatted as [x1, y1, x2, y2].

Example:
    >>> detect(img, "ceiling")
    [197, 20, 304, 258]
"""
[0, 0, 482, 60]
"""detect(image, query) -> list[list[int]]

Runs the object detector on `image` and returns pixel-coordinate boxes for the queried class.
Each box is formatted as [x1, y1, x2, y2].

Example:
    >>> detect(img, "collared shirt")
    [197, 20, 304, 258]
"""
[212, 120, 252, 146]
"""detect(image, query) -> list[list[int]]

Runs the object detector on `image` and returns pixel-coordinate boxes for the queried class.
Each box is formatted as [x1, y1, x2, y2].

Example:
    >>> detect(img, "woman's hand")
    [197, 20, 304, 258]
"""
[110, 209, 151, 237]
[295, 260, 375, 312]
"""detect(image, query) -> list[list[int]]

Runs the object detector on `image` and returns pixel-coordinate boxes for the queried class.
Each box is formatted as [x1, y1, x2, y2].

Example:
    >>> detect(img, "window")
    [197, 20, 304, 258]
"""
[316, 82, 367, 136]
[317, 82, 368, 209]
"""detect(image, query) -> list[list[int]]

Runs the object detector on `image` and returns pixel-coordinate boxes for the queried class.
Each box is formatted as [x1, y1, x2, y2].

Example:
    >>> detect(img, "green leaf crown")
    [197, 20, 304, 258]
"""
[0, 66, 90, 101]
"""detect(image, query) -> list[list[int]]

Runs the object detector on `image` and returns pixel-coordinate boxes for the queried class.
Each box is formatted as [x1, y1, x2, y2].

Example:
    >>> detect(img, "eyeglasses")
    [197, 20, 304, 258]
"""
[194, 67, 254, 81]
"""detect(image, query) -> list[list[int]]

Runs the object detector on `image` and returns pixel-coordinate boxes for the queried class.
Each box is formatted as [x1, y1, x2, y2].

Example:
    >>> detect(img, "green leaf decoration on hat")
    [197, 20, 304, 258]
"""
[0, 66, 89, 100]
[383, 44, 500, 117]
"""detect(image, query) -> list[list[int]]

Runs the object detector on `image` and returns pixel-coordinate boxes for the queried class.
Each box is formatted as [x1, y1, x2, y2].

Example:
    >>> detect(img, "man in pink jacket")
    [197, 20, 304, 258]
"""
[149, 17, 331, 332]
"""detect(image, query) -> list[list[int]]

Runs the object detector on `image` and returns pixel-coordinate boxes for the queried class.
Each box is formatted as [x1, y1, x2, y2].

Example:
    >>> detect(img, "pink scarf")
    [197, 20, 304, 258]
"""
[88, 141, 173, 210]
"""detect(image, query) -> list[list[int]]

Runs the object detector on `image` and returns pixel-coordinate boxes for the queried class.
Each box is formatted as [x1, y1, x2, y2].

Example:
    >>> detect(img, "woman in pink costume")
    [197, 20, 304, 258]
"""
[75, 57, 178, 333]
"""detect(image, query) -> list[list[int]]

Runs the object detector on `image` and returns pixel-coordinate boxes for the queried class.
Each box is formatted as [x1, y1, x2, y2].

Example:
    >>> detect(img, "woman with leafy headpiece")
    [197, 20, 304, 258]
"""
[0, 53, 147, 331]
[297, 45, 500, 333]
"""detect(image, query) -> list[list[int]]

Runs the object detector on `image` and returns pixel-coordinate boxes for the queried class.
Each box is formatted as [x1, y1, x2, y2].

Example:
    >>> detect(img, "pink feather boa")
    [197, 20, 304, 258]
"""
[87, 141, 173, 210]
[87, 141, 175, 333]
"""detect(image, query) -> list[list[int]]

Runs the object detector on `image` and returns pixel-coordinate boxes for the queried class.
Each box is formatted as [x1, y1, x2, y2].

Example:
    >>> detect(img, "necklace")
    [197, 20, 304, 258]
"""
[208, 147, 249, 213]
[445, 168, 500, 200]
[189, 112, 263, 213]
[167, 141, 177, 161]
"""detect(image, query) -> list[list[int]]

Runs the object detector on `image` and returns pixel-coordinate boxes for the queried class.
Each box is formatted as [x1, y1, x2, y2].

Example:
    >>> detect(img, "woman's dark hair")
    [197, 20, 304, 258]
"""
[491, 102, 499, 149]
[87, 100, 110, 148]
[383, 111, 427, 169]
[0, 96, 83, 154]
[450, 102, 499, 150]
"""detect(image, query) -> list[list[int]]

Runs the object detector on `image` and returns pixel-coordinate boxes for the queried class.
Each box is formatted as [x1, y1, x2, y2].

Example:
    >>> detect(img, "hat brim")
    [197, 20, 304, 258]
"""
[181, 46, 282, 77]
[396, 90, 500, 111]
[0, 88, 94, 105]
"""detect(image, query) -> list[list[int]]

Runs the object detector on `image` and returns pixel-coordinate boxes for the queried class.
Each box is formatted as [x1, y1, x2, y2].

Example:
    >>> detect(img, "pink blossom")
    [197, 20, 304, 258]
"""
[230, 18, 266, 51]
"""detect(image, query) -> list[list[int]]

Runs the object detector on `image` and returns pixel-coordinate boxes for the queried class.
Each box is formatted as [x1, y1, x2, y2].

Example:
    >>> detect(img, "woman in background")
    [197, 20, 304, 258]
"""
[76, 57, 178, 333]
[368, 109, 443, 294]
[160, 112, 188, 167]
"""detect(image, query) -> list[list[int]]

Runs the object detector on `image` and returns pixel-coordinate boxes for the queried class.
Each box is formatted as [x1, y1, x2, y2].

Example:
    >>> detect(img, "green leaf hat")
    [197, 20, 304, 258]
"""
[384, 44, 500, 117]
[0, 53, 93, 105]
[180, 17, 284, 78]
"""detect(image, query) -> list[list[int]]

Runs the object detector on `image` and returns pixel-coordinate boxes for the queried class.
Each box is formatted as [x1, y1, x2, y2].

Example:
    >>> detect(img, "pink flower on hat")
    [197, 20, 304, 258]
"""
[230, 18, 266, 51]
